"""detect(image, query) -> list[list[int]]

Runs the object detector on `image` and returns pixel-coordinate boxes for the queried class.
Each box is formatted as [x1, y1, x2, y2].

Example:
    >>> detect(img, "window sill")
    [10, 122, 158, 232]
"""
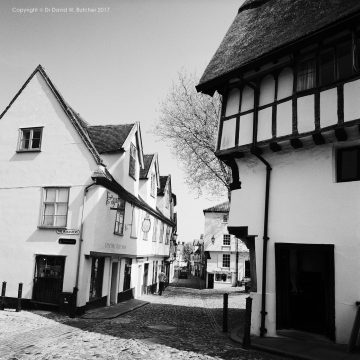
[38, 226, 66, 230]
[16, 149, 41, 153]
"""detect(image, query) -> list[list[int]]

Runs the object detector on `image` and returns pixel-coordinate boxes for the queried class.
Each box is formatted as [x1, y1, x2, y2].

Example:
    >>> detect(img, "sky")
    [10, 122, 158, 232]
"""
[0, 0, 242, 243]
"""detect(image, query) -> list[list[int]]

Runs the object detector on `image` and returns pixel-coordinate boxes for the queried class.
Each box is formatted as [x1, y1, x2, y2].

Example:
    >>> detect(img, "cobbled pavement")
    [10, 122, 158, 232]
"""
[0, 279, 292, 360]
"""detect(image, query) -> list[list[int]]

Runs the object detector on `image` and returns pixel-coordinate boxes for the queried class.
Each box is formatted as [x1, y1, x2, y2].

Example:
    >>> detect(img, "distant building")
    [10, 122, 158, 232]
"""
[203, 202, 249, 289]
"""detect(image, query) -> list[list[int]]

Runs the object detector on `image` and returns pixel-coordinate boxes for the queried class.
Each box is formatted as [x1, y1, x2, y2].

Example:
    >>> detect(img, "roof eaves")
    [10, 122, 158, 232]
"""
[197, 4, 360, 95]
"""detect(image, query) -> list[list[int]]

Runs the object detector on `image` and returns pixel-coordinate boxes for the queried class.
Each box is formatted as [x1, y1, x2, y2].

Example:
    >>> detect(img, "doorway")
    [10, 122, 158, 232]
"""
[33, 255, 65, 304]
[143, 263, 149, 294]
[110, 262, 119, 305]
[208, 273, 214, 289]
[275, 243, 335, 340]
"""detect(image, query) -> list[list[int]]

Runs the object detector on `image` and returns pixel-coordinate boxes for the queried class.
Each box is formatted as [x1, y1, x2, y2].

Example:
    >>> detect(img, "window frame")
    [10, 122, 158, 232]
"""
[222, 254, 230, 268]
[114, 199, 126, 236]
[336, 146, 360, 183]
[223, 234, 231, 246]
[39, 187, 70, 228]
[151, 173, 156, 197]
[129, 143, 137, 180]
[17, 127, 43, 152]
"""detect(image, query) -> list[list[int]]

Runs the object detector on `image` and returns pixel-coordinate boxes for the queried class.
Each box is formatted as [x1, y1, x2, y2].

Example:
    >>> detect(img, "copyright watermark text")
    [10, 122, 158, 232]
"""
[12, 7, 111, 15]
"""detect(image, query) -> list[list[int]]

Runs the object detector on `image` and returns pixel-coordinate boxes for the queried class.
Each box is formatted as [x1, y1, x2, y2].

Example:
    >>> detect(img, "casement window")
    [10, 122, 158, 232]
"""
[41, 187, 69, 227]
[223, 234, 231, 246]
[18, 127, 42, 151]
[337, 146, 360, 182]
[165, 226, 171, 245]
[114, 199, 126, 235]
[165, 187, 169, 209]
[129, 143, 137, 180]
[297, 57, 316, 91]
[159, 222, 164, 243]
[151, 173, 156, 197]
[152, 218, 158, 242]
[222, 254, 230, 268]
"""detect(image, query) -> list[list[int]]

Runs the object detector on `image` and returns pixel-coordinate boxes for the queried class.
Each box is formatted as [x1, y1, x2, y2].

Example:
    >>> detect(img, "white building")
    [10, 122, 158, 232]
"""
[197, 0, 360, 345]
[203, 202, 249, 289]
[0, 65, 177, 313]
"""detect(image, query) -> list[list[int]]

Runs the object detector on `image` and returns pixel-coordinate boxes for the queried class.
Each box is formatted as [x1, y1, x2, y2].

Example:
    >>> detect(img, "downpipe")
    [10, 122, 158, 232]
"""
[73, 181, 97, 315]
[250, 149, 272, 337]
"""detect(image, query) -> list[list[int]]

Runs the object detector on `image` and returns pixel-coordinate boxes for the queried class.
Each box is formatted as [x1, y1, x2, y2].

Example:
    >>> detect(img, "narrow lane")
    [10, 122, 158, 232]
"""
[0, 279, 292, 359]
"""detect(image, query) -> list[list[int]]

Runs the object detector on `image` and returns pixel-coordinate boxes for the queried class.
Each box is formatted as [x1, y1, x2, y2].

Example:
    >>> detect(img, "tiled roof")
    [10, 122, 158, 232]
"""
[86, 124, 134, 154]
[197, 0, 360, 93]
[140, 154, 154, 179]
[203, 201, 229, 213]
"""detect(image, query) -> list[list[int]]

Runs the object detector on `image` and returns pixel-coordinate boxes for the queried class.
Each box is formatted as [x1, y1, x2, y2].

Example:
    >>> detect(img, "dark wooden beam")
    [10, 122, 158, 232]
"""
[269, 142, 282, 152]
[312, 132, 325, 145]
[335, 127, 348, 141]
[290, 138, 303, 149]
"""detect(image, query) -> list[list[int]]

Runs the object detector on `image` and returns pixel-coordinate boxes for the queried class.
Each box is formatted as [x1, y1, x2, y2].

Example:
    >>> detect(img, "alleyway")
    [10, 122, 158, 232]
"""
[0, 278, 291, 360]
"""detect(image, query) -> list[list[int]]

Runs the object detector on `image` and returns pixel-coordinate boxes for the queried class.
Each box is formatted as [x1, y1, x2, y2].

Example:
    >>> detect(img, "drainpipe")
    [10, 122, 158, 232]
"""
[74, 181, 97, 304]
[250, 148, 272, 337]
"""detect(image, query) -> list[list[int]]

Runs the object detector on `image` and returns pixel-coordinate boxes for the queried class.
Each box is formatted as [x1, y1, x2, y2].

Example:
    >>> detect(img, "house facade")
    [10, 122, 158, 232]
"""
[0, 65, 177, 313]
[197, 0, 360, 344]
[203, 202, 249, 289]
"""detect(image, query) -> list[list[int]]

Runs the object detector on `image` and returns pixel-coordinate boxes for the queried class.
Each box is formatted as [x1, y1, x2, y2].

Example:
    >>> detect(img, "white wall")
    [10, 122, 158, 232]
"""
[0, 73, 98, 300]
[229, 143, 360, 343]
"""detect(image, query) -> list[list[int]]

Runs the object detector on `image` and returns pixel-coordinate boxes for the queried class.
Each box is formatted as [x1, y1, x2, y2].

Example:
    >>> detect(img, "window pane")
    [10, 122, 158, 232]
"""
[338, 148, 359, 181]
[337, 41, 352, 80]
[45, 189, 56, 202]
[21, 130, 31, 149]
[56, 204, 68, 216]
[57, 188, 69, 202]
[259, 75, 275, 106]
[297, 58, 316, 91]
[43, 215, 54, 226]
[44, 204, 55, 215]
[55, 216, 67, 227]
[33, 129, 42, 139]
[320, 50, 335, 86]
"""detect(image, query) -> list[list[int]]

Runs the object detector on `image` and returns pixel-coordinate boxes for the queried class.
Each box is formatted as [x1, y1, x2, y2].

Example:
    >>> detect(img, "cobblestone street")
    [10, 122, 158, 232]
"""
[0, 278, 291, 360]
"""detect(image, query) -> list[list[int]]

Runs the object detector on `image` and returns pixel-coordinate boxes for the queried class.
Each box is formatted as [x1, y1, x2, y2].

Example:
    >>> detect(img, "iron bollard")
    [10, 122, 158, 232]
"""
[69, 287, 78, 318]
[223, 293, 228, 332]
[242, 296, 253, 349]
[16, 283, 23, 312]
[0, 282, 6, 310]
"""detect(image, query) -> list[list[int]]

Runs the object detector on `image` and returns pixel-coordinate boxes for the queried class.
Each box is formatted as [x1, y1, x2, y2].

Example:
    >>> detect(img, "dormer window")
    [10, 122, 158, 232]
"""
[18, 127, 42, 152]
[129, 143, 137, 180]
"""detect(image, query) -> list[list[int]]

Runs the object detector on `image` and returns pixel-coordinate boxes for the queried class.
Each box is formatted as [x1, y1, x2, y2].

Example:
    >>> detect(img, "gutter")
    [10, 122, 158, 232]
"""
[250, 148, 272, 337]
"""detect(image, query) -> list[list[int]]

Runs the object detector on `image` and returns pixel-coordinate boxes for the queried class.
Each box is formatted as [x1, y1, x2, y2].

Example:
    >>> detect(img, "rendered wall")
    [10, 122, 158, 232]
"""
[0, 73, 97, 300]
[229, 142, 360, 344]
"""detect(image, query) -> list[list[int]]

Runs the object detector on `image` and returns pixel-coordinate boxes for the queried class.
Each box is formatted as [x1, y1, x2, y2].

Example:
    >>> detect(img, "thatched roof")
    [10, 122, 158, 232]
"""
[86, 124, 134, 154]
[203, 201, 229, 213]
[140, 154, 154, 179]
[197, 0, 360, 94]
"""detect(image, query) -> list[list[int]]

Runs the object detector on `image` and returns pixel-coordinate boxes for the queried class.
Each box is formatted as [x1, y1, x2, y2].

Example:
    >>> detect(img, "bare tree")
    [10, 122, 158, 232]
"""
[154, 72, 231, 198]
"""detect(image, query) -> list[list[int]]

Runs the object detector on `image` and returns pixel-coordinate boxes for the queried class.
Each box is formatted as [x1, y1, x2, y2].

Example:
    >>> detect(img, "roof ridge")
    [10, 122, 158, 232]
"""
[88, 123, 135, 128]
[238, 0, 272, 13]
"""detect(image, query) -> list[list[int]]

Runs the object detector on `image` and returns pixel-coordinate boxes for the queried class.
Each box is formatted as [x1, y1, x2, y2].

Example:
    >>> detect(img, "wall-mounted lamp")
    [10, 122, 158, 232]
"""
[211, 235, 215, 244]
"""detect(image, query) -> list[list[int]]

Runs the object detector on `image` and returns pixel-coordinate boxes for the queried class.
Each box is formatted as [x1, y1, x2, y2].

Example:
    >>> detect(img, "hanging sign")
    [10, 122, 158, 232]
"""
[56, 229, 80, 235]
[59, 238, 76, 245]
